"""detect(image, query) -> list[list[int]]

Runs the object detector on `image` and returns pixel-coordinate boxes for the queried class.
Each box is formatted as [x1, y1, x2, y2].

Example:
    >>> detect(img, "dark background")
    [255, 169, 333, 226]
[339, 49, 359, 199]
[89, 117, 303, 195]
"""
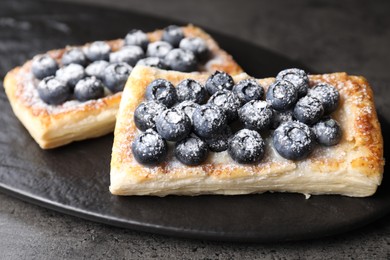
[1, 0, 389, 258]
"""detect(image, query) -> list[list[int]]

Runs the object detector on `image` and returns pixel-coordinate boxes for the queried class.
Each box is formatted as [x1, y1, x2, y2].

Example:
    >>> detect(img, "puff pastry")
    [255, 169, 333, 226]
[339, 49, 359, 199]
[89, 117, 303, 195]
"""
[3, 25, 242, 149]
[110, 65, 384, 197]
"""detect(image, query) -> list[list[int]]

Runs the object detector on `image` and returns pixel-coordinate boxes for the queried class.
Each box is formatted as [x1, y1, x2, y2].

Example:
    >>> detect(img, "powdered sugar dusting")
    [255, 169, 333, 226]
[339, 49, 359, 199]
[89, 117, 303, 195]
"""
[166, 110, 183, 124]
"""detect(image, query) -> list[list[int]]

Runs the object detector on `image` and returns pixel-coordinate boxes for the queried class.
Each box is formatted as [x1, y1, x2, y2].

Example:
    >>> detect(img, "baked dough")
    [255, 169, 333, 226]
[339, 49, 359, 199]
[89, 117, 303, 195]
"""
[110, 65, 384, 197]
[3, 25, 242, 149]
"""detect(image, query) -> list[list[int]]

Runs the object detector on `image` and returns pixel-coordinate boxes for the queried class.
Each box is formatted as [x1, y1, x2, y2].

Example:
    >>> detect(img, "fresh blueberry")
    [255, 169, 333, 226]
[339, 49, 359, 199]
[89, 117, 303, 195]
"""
[61, 48, 87, 66]
[37, 76, 71, 105]
[293, 95, 324, 125]
[273, 121, 315, 160]
[205, 71, 235, 95]
[124, 29, 149, 50]
[204, 126, 232, 152]
[174, 100, 200, 123]
[266, 80, 298, 111]
[85, 60, 109, 80]
[55, 63, 85, 88]
[192, 104, 227, 138]
[155, 108, 192, 141]
[145, 79, 177, 107]
[228, 129, 265, 164]
[103, 62, 132, 93]
[312, 118, 342, 146]
[134, 101, 167, 131]
[175, 135, 208, 166]
[276, 68, 309, 98]
[136, 57, 170, 70]
[162, 25, 185, 47]
[146, 41, 173, 58]
[132, 129, 168, 165]
[179, 37, 210, 61]
[270, 109, 294, 129]
[176, 79, 207, 104]
[238, 100, 273, 131]
[109, 46, 145, 66]
[164, 48, 197, 72]
[208, 90, 241, 122]
[233, 79, 264, 104]
[74, 76, 105, 101]
[84, 41, 111, 61]
[309, 83, 340, 114]
[31, 55, 58, 80]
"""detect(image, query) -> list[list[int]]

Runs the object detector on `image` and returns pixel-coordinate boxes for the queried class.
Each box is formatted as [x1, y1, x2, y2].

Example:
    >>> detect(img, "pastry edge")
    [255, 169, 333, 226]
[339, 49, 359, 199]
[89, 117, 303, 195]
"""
[4, 67, 120, 149]
[110, 167, 380, 197]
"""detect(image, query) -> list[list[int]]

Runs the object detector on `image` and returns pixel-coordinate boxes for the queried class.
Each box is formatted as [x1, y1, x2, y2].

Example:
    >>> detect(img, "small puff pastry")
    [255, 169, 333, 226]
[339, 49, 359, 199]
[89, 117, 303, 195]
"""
[110, 65, 384, 197]
[3, 25, 242, 149]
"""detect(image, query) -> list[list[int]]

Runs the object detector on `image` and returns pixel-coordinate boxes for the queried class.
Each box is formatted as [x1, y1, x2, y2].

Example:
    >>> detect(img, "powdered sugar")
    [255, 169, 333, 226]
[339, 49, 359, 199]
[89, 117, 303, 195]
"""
[166, 110, 183, 124]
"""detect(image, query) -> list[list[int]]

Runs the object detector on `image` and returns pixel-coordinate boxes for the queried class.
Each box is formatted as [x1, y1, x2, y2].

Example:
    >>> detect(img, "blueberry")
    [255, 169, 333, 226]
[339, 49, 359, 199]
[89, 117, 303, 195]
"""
[145, 79, 177, 107]
[273, 121, 315, 160]
[74, 76, 105, 101]
[84, 41, 111, 61]
[293, 95, 324, 125]
[276, 68, 309, 98]
[228, 129, 265, 164]
[233, 79, 264, 104]
[155, 108, 192, 141]
[238, 100, 273, 131]
[179, 37, 210, 61]
[174, 100, 200, 123]
[136, 57, 170, 70]
[162, 25, 185, 47]
[146, 41, 173, 58]
[176, 79, 207, 104]
[131, 129, 168, 165]
[134, 101, 167, 131]
[204, 126, 232, 152]
[312, 118, 342, 146]
[61, 48, 87, 66]
[205, 71, 234, 95]
[270, 109, 294, 129]
[309, 83, 340, 114]
[208, 90, 241, 122]
[164, 48, 197, 72]
[55, 63, 85, 88]
[103, 62, 132, 93]
[37, 76, 71, 105]
[109, 46, 145, 66]
[192, 104, 227, 138]
[124, 29, 149, 50]
[31, 55, 58, 80]
[266, 80, 298, 111]
[85, 60, 109, 79]
[175, 135, 208, 166]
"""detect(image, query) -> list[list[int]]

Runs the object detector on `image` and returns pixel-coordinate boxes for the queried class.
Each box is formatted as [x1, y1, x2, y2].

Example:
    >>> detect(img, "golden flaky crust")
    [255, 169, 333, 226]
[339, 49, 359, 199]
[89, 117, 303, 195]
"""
[110, 66, 384, 197]
[3, 25, 242, 149]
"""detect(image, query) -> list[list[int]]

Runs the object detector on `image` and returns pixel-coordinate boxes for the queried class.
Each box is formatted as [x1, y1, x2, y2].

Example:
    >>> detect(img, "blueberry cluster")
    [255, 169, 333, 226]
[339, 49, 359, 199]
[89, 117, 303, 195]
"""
[31, 25, 211, 105]
[268, 69, 342, 160]
[132, 68, 343, 166]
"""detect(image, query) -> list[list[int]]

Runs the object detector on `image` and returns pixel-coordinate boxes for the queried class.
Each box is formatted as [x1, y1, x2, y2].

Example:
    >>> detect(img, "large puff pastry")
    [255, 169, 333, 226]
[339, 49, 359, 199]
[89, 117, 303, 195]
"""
[110, 65, 384, 197]
[3, 25, 242, 149]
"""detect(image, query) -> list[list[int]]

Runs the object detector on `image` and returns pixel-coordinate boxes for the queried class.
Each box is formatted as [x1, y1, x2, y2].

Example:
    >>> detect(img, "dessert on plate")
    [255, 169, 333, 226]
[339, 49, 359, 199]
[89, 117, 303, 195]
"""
[110, 65, 384, 197]
[3, 24, 242, 149]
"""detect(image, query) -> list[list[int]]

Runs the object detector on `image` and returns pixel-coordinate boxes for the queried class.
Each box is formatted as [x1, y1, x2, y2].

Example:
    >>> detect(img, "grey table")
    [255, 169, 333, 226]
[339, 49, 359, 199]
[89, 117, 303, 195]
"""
[1, 0, 390, 259]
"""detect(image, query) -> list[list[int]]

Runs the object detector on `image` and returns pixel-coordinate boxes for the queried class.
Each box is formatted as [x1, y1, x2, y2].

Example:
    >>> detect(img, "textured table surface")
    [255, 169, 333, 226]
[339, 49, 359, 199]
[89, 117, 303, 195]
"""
[1, 0, 390, 259]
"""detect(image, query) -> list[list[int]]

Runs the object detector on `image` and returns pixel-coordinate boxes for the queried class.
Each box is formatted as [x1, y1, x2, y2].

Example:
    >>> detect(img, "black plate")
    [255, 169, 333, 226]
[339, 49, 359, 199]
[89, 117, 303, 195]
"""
[0, 0, 389, 243]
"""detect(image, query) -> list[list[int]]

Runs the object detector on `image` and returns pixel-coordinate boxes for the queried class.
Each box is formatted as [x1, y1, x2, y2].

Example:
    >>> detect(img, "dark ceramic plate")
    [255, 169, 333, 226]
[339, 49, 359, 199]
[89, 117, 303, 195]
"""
[0, 0, 389, 243]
